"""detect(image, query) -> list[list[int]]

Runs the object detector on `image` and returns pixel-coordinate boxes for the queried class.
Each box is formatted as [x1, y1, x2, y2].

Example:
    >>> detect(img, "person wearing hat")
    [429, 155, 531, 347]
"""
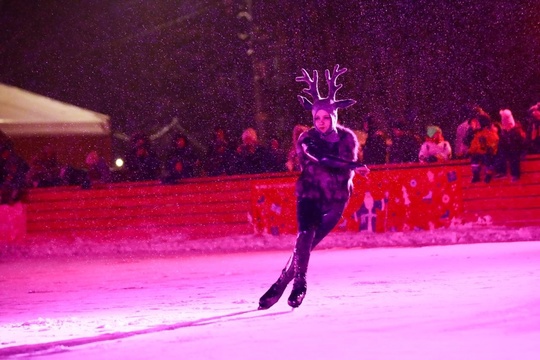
[418, 125, 452, 163]
[468, 112, 499, 183]
[258, 65, 369, 310]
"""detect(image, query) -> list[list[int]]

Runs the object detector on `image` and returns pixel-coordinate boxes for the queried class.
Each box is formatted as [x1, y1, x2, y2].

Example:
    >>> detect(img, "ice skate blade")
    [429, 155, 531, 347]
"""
[258, 297, 279, 310]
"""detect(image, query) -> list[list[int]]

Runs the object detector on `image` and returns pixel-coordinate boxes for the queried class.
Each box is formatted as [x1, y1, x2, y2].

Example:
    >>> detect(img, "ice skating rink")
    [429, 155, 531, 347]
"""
[1, 240, 539, 359]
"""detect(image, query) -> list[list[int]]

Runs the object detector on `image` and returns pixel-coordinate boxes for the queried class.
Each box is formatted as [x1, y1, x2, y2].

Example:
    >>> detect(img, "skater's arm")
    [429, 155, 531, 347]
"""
[318, 155, 365, 170]
[301, 137, 365, 170]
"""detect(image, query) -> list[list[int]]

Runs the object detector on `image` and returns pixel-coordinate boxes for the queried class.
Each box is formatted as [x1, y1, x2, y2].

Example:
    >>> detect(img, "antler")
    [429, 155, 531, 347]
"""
[295, 68, 321, 100]
[295, 68, 321, 111]
[296, 64, 356, 111]
[325, 64, 347, 101]
[326, 64, 356, 110]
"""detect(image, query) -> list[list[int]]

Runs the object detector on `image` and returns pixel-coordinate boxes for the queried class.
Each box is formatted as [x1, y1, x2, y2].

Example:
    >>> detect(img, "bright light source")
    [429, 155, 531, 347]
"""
[115, 158, 124, 167]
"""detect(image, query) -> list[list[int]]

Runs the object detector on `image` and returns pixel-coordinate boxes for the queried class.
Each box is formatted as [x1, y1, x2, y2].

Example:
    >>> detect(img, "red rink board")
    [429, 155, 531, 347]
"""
[251, 166, 463, 235]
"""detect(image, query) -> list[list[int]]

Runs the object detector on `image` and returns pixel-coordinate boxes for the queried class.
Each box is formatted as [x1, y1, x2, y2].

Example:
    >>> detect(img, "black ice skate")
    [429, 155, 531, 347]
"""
[258, 280, 289, 310]
[287, 275, 307, 308]
[258, 257, 295, 310]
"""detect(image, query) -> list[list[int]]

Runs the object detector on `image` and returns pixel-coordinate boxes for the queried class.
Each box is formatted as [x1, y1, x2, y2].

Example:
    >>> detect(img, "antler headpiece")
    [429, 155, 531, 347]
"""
[296, 64, 356, 133]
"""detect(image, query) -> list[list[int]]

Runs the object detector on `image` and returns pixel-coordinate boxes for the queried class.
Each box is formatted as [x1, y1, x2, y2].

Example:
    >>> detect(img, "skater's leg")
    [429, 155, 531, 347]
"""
[259, 196, 319, 310]
[285, 198, 320, 308]
[287, 229, 315, 308]
[260, 197, 324, 309]
[310, 201, 347, 250]
[286, 200, 346, 307]
[259, 223, 317, 310]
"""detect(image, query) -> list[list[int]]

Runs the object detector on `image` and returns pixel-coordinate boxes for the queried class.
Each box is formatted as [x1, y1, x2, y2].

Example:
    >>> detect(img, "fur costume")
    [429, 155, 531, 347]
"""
[294, 64, 359, 203]
[296, 126, 358, 202]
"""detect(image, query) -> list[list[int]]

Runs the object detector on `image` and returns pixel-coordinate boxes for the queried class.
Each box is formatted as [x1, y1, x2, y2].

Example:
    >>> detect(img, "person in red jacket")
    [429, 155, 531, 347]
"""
[468, 112, 499, 183]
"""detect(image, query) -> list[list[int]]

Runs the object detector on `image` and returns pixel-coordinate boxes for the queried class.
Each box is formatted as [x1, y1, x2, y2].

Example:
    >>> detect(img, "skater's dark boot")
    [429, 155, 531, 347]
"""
[286, 229, 314, 308]
[258, 255, 295, 310]
[287, 273, 307, 308]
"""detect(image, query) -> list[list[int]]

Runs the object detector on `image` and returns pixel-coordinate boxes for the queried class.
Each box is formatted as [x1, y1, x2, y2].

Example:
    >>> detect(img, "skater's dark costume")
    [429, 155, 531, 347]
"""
[259, 65, 366, 309]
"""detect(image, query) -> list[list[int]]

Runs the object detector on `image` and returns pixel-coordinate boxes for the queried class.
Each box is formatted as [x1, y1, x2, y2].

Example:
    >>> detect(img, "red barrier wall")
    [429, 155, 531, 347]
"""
[251, 164, 463, 235]
[3, 155, 540, 244]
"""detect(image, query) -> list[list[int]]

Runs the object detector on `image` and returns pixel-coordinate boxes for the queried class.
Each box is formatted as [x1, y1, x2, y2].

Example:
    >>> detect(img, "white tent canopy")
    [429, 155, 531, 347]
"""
[0, 83, 110, 136]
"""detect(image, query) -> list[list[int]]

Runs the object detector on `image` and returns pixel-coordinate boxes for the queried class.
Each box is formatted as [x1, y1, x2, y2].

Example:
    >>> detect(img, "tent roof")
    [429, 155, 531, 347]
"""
[0, 83, 110, 136]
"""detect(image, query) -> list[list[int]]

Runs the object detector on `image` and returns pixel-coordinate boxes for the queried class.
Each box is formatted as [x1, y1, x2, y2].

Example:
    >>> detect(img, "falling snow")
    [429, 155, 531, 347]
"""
[1, 0, 539, 149]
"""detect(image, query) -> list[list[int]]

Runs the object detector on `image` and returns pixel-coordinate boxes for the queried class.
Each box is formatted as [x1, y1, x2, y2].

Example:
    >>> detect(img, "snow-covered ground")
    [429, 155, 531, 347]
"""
[1, 227, 540, 359]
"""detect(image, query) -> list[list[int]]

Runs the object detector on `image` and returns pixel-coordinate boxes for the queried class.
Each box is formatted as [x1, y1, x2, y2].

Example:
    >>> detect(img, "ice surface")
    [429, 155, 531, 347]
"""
[1, 228, 539, 359]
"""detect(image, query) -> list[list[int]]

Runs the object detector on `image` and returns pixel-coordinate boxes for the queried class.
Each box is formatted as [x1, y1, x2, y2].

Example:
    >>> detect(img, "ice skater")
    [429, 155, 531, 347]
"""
[258, 64, 369, 309]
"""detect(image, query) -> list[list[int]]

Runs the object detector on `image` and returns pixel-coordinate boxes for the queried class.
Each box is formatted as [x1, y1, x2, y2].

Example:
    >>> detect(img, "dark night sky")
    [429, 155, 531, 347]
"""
[1, 0, 539, 154]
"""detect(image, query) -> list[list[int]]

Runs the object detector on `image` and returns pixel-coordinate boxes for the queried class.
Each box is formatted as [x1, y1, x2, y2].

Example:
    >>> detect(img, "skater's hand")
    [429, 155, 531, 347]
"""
[354, 164, 370, 177]
[301, 137, 324, 159]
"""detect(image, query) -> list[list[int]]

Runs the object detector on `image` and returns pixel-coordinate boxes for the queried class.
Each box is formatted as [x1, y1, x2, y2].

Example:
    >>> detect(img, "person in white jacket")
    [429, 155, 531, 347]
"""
[418, 125, 452, 163]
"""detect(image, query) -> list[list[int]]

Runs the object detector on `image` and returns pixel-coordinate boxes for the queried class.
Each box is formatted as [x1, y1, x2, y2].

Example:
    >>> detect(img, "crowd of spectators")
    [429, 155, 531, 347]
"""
[1, 102, 539, 204]
[361, 103, 532, 184]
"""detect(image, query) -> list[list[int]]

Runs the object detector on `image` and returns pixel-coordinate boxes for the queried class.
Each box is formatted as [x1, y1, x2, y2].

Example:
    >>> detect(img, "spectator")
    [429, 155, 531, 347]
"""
[26, 145, 63, 188]
[526, 102, 540, 154]
[496, 109, 526, 181]
[388, 120, 421, 163]
[492, 120, 505, 176]
[353, 118, 369, 162]
[285, 124, 309, 172]
[459, 106, 488, 158]
[205, 127, 234, 177]
[267, 135, 287, 172]
[231, 127, 271, 175]
[161, 134, 200, 184]
[455, 105, 481, 158]
[455, 118, 470, 159]
[59, 164, 90, 188]
[418, 125, 452, 163]
[0, 143, 29, 204]
[363, 126, 388, 165]
[464, 117, 481, 150]
[124, 132, 161, 182]
[469, 112, 499, 183]
[85, 150, 112, 186]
